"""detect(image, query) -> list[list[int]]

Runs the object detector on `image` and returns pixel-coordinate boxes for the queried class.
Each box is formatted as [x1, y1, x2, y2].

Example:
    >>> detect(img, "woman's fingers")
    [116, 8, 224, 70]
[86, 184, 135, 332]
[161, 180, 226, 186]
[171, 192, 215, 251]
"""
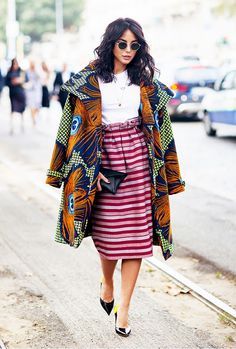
[100, 173, 110, 183]
[97, 172, 110, 191]
[97, 178, 102, 191]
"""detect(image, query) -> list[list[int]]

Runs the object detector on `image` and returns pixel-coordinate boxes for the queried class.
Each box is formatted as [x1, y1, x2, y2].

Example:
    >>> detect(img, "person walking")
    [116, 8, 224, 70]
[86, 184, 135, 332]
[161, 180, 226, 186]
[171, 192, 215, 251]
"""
[0, 66, 4, 99]
[46, 17, 185, 337]
[53, 63, 74, 109]
[5, 58, 26, 134]
[40, 61, 50, 109]
[25, 60, 42, 126]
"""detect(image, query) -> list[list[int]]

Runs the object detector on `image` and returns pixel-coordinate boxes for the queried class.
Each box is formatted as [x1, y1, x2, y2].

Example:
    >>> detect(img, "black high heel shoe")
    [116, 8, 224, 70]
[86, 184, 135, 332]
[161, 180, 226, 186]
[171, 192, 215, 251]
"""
[100, 278, 114, 316]
[114, 304, 131, 337]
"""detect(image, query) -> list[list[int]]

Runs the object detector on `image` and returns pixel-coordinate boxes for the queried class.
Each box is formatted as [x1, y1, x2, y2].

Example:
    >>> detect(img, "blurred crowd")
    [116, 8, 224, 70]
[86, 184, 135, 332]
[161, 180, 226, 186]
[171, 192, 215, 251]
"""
[0, 58, 74, 134]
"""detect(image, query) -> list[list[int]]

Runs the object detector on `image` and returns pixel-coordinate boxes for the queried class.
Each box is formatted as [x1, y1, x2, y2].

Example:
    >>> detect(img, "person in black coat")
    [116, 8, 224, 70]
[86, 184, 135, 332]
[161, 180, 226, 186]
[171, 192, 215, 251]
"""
[41, 61, 50, 108]
[53, 63, 74, 109]
[5, 58, 26, 114]
[5, 58, 26, 134]
[0, 68, 4, 98]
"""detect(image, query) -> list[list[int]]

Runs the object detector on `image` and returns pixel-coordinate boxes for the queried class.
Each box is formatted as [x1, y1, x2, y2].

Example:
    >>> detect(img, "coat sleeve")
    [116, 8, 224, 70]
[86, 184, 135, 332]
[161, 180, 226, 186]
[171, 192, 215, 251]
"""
[155, 79, 186, 195]
[45, 93, 75, 188]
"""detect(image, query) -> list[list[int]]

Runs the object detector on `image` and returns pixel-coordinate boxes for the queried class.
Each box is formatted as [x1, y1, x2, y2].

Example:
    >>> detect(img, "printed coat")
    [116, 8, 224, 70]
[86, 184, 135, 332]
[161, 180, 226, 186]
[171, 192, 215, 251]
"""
[46, 62, 185, 260]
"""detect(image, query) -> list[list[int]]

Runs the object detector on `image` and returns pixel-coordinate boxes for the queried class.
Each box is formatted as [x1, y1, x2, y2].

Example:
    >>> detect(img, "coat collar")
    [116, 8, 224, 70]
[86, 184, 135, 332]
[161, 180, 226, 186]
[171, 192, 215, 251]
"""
[61, 62, 174, 126]
[61, 62, 98, 101]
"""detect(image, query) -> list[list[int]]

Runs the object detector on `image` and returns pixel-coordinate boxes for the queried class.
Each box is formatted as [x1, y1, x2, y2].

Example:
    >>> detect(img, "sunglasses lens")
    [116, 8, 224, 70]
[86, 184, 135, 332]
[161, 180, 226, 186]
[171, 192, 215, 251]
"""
[118, 42, 127, 49]
[131, 43, 140, 51]
[117, 41, 141, 50]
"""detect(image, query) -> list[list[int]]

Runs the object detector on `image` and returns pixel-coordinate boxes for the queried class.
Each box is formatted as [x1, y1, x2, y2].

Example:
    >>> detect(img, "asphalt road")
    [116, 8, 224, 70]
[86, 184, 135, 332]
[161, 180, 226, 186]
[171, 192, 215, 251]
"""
[171, 119, 236, 275]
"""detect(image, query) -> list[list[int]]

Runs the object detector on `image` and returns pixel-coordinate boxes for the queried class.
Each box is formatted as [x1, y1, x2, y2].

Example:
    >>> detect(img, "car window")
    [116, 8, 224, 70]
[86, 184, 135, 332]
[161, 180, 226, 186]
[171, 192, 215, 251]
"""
[220, 71, 236, 90]
[233, 73, 236, 89]
[174, 67, 219, 82]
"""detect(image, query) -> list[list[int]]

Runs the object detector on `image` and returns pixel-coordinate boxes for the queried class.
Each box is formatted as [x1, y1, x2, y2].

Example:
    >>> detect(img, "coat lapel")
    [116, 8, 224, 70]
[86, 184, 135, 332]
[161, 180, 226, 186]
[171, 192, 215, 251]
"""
[140, 83, 156, 125]
[61, 64, 102, 126]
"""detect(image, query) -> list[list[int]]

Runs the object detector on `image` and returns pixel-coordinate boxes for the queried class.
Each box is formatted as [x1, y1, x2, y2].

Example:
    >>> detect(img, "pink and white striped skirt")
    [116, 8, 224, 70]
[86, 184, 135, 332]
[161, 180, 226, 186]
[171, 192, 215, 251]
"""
[91, 116, 153, 260]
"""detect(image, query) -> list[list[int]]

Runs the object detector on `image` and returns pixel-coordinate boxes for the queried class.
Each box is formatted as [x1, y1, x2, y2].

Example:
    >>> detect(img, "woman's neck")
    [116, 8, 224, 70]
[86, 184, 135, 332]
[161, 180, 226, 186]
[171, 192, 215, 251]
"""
[113, 59, 127, 75]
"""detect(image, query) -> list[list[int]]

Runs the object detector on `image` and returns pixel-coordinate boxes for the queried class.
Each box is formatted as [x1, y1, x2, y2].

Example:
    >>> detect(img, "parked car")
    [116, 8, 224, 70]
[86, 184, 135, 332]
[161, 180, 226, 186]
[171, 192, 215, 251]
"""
[167, 65, 219, 120]
[198, 70, 236, 136]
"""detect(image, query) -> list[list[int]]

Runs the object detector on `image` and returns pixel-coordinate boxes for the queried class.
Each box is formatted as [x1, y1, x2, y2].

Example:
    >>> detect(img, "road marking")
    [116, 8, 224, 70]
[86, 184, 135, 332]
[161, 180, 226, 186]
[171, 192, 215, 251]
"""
[146, 257, 236, 325]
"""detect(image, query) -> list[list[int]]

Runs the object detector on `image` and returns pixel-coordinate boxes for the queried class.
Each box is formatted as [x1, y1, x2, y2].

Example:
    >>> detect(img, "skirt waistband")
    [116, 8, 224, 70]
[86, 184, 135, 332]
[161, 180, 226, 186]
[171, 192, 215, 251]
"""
[102, 116, 141, 131]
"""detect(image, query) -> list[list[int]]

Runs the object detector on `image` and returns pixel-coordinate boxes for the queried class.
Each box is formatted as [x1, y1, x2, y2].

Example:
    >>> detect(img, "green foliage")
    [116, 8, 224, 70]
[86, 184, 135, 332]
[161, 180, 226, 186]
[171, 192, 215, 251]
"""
[0, 0, 85, 43]
[63, 0, 85, 31]
[212, 0, 236, 17]
[0, 1, 7, 42]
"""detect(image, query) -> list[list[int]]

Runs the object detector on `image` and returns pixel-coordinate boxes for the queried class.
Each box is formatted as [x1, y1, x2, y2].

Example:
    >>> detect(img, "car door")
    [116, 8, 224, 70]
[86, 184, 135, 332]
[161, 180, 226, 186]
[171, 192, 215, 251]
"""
[212, 71, 236, 125]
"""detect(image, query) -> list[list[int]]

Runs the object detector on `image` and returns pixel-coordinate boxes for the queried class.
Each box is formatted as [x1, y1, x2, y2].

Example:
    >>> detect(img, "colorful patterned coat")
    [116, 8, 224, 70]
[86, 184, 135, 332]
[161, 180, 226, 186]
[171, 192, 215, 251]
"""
[46, 62, 185, 260]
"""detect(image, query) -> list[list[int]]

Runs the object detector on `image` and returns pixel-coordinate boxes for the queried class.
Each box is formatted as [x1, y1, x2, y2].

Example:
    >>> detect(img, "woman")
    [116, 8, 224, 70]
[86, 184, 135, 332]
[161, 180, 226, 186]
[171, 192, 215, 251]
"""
[5, 58, 26, 134]
[25, 60, 42, 126]
[40, 61, 50, 109]
[53, 63, 74, 109]
[46, 18, 185, 337]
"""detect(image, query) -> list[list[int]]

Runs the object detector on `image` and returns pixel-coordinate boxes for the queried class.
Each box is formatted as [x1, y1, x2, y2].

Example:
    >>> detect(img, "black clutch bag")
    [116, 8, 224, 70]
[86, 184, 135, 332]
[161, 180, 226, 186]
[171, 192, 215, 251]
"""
[99, 167, 127, 194]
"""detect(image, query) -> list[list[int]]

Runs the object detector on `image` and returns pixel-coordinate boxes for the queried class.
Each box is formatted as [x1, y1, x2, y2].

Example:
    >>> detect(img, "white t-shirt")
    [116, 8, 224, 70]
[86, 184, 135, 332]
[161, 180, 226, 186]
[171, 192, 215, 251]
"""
[97, 70, 140, 124]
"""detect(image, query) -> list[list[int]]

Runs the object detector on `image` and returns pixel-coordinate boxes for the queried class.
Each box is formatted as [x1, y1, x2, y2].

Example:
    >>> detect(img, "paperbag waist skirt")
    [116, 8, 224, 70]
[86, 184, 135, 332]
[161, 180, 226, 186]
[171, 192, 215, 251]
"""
[91, 116, 153, 260]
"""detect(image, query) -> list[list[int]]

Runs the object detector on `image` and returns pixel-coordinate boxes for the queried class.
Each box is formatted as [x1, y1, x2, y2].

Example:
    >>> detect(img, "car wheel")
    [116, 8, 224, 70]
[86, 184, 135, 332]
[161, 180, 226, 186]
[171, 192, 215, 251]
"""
[203, 112, 216, 136]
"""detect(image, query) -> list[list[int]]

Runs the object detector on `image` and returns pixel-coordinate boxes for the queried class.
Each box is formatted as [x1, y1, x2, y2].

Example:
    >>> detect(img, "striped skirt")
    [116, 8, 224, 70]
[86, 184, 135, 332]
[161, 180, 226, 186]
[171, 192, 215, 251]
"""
[91, 116, 153, 260]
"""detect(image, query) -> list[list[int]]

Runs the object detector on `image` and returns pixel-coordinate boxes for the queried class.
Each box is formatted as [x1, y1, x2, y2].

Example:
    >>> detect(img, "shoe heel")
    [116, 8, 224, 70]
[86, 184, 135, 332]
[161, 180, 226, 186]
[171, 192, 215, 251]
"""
[114, 303, 119, 315]
[100, 278, 114, 316]
[114, 304, 131, 337]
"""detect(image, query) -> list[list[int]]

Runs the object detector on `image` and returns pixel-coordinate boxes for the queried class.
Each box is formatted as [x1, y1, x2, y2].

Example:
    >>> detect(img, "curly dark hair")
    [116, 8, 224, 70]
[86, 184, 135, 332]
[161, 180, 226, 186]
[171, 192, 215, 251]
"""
[93, 17, 159, 86]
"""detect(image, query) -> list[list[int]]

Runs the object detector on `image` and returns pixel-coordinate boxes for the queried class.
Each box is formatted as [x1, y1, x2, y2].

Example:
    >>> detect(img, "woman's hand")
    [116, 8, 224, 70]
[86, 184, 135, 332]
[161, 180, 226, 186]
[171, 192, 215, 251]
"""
[97, 172, 110, 191]
[12, 77, 23, 85]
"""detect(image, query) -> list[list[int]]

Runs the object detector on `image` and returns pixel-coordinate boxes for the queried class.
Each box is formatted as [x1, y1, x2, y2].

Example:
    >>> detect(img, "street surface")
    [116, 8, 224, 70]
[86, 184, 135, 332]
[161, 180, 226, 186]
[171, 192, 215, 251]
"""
[0, 92, 235, 348]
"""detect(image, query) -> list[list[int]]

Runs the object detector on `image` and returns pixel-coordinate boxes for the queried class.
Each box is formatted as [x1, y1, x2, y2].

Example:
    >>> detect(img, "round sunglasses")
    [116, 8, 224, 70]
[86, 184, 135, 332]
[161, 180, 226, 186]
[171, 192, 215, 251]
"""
[116, 41, 141, 51]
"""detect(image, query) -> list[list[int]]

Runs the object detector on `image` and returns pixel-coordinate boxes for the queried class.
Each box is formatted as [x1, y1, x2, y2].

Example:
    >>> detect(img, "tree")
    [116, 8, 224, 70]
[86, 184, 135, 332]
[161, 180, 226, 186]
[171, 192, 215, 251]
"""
[0, 0, 85, 43]
[0, 1, 7, 42]
[212, 0, 236, 17]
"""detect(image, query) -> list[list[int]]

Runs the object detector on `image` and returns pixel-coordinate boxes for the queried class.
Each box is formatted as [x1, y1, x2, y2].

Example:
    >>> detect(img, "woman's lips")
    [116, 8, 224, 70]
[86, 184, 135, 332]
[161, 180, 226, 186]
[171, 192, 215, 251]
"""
[122, 56, 131, 59]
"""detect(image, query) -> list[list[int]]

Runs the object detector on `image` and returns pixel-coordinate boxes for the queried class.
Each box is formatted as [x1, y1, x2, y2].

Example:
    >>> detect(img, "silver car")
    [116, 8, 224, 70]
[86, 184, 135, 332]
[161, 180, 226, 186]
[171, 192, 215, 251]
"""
[199, 70, 236, 136]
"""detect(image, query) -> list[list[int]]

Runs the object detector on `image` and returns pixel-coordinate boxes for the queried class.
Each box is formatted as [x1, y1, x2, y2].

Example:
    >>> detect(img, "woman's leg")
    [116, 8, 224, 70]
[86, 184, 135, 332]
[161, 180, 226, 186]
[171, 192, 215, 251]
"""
[100, 255, 118, 302]
[20, 112, 24, 133]
[117, 258, 142, 327]
[9, 112, 14, 135]
[31, 108, 39, 126]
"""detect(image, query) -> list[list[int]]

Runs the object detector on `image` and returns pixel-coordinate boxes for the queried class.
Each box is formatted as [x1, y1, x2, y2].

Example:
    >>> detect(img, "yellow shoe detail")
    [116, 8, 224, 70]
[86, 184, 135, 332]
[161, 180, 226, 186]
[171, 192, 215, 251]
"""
[114, 304, 119, 314]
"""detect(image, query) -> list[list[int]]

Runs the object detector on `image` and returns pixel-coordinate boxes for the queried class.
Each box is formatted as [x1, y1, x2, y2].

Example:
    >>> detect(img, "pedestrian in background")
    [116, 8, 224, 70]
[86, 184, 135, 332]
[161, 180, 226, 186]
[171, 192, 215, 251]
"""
[46, 17, 185, 337]
[0, 67, 4, 99]
[53, 63, 73, 109]
[5, 58, 26, 134]
[25, 60, 42, 126]
[40, 61, 50, 109]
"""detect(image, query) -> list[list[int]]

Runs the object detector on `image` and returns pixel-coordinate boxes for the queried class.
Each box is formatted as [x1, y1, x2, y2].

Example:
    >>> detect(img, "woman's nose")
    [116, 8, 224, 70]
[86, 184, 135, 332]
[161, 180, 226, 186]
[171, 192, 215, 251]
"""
[125, 44, 132, 53]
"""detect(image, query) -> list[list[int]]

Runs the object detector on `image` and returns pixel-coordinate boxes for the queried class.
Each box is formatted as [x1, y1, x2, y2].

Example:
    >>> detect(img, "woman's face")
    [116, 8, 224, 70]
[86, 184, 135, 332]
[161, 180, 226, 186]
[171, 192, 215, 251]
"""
[113, 29, 138, 67]
[12, 59, 19, 70]
[29, 60, 36, 70]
